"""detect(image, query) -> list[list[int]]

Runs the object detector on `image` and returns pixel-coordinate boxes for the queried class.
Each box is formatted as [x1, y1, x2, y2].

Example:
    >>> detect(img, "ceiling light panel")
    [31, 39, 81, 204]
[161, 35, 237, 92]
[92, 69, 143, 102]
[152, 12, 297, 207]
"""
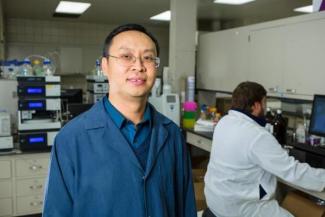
[55, 1, 91, 14]
[150, 11, 171, 21]
[294, 5, 313, 13]
[214, 0, 255, 5]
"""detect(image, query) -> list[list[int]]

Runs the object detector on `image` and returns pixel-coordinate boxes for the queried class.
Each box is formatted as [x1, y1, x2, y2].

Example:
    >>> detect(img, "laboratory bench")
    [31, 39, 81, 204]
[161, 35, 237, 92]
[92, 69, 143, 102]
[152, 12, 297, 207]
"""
[185, 129, 325, 201]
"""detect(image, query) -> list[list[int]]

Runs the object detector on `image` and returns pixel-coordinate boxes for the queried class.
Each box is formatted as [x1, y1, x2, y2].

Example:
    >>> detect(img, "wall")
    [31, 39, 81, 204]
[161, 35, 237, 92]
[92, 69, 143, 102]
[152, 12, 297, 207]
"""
[0, 0, 4, 59]
[5, 18, 169, 89]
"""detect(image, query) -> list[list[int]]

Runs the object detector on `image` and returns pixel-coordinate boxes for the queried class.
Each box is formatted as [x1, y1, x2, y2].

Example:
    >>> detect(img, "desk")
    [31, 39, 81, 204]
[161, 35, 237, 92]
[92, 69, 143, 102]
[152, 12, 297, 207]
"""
[185, 129, 325, 201]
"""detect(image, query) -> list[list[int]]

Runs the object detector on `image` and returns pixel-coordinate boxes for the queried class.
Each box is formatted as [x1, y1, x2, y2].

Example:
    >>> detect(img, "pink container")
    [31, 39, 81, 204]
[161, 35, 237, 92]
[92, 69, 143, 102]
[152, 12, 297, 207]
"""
[183, 101, 197, 112]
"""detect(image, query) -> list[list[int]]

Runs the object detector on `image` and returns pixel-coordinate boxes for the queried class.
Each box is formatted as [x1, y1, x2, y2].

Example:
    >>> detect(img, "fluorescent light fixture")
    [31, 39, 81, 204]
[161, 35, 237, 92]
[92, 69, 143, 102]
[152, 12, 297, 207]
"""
[214, 0, 255, 5]
[55, 1, 91, 14]
[150, 11, 171, 21]
[294, 5, 313, 13]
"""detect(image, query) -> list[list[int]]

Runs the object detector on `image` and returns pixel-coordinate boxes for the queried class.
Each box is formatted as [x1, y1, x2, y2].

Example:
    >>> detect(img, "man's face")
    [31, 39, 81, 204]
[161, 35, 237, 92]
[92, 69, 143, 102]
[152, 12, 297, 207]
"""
[102, 30, 157, 100]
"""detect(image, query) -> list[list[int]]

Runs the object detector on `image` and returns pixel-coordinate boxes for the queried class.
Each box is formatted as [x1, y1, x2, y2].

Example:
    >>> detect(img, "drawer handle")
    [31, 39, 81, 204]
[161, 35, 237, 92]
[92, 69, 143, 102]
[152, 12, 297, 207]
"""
[30, 184, 43, 190]
[197, 139, 202, 144]
[30, 165, 43, 171]
[30, 201, 43, 207]
[268, 87, 278, 93]
[286, 89, 296, 94]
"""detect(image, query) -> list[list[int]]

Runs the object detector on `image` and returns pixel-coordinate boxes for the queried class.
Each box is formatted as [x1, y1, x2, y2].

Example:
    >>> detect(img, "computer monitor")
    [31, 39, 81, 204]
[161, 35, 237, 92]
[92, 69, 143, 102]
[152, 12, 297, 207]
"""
[61, 89, 83, 113]
[67, 103, 93, 121]
[309, 95, 325, 137]
[61, 89, 83, 104]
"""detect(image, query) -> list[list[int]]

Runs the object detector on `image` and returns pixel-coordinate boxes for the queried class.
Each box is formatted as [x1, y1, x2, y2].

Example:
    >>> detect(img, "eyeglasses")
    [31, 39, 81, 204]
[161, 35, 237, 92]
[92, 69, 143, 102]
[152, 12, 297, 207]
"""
[107, 54, 160, 68]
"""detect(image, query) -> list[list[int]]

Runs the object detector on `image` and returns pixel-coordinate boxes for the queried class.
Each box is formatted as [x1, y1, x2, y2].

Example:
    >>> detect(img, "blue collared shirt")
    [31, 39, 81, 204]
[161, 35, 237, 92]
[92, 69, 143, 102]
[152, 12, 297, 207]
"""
[104, 96, 152, 169]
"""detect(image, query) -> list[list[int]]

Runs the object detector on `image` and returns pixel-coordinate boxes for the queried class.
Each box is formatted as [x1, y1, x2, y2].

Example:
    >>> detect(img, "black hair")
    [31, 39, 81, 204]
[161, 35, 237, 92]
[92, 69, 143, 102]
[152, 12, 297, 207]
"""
[232, 81, 267, 113]
[102, 23, 160, 57]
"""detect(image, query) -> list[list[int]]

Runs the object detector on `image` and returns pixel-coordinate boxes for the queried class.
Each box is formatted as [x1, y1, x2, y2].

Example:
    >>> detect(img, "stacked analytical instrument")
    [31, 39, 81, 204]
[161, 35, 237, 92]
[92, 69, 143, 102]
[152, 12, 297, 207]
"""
[0, 111, 14, 151]
[86, 75, 108, 104]
[17, 76, 61, 151]
[148, 67, 180, 126]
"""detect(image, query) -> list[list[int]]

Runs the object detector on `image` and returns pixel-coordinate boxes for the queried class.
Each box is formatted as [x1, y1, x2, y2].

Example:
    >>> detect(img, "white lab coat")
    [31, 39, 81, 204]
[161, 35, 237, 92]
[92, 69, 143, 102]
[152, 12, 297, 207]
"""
[204, 110, 325, 217]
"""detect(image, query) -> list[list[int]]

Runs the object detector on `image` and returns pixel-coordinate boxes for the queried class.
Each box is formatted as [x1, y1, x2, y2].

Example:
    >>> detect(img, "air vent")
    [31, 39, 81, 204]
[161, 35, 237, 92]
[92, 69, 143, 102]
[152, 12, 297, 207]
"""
[53, 13, 81, 18]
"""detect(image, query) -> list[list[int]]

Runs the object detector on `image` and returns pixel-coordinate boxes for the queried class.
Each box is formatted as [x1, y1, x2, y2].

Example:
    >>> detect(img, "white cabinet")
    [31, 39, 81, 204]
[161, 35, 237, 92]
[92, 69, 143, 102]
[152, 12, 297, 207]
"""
[197, 12, 325, 99]
[15, 158, 49, 177]
[0, 161, 11, 179]
[0, 198, 12, 217]
[16, 195, 44, 216]
[283, 19, 325, 97]
[249, 18, 325, 99]
[186, 131, 212, 152]
[16, 178, 45, 197]
[0, 160, 12, 217]
[197, 28, 249, 92]
[248, 26, 286, 97]
[0, 153, 50, 216]
[0, 181, 12, 198]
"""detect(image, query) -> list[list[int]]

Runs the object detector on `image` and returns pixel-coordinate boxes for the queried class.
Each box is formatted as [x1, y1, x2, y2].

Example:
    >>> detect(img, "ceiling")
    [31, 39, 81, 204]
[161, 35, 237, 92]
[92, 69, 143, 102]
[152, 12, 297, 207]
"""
[3, 0, 313, 28]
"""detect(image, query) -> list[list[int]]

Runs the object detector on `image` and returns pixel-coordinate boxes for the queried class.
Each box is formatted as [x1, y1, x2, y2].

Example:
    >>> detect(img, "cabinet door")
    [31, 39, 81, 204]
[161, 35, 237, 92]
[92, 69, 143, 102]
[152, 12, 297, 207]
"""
[0, 198, 12, 216]
[197, 28, 249, 92]
[15, 158, 49, 177]
[16, 195, 43, 215]
[16, 178, 46, 197]
[0, 161, 11, 179]
[248, 26, 286, 96]
[0, 181, 12, 198]
[283, 18, 325, 97]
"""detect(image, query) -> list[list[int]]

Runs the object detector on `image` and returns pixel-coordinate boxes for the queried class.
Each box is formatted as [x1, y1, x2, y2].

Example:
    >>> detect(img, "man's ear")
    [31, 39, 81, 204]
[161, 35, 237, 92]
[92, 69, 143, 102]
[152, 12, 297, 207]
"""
[101, 57, 109, 77]
[251, 101, 261, 116]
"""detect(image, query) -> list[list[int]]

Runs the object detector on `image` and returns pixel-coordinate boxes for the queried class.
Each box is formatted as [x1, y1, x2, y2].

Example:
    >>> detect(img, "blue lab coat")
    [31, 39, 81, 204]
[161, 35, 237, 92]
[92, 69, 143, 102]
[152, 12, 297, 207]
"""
[42, 98, 197, 217]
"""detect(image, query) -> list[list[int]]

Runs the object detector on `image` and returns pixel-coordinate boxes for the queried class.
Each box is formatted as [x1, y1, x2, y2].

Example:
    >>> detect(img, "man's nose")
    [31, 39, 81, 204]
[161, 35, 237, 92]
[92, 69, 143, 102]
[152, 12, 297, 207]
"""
[131, 57, 145, 71]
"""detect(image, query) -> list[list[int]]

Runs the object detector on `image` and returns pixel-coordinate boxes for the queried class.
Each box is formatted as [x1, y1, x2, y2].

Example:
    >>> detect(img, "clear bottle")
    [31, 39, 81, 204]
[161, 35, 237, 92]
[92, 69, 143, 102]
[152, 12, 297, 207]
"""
[296, 123, 306, 144]
[33, 59, 44, 76]
[19, 58, 33, 76]
[43, 59, 55, 76]
[94, 59, 103, 76]
[273, 109, 287, 145]
[265, 107, 274, 133]
[11, 60, 20, 79]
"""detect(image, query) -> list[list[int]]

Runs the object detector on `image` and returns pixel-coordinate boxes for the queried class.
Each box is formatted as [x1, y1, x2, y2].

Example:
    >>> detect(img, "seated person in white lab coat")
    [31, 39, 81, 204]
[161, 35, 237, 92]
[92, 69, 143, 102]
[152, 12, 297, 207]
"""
[204, 81, 325, 217]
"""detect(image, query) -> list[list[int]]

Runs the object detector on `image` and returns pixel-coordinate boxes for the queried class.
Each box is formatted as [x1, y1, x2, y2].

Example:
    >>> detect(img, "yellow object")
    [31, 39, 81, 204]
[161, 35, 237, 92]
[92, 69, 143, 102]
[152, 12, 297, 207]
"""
[208, 107, 217, 113]
[33, 59, 41, 65]
[183, 118, 196, 129]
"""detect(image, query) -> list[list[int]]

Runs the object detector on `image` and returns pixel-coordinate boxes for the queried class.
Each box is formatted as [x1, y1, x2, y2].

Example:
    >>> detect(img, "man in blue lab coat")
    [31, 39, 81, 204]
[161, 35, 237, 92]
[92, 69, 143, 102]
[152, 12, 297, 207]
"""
[42, 24, 197, 217]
